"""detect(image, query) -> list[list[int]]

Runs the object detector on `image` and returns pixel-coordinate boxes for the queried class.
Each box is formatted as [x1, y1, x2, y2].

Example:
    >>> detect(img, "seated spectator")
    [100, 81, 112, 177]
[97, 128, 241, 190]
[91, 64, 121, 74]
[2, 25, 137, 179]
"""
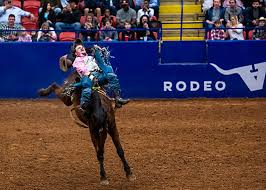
[147, 0, 159, 19]
[0, 14, 22, 41]
[119, 21, 136, 41]
[226, 15, 244, 40]
[252, 16, 266, 39]
[135, 0, 159, 19]
[0, 0, 35, 24]
[18, 26, 32, 42]
[54, 0, 70, 15]
[205, 0, 225, 30]
[39, 0, 68, 16]
[76, 0, 85, 13]
[100, 8, 116, 28]
[244, 0, 266, 29]
[84, 0, 101, 18]
[55, 0, 81, 34]
[223, 0, 245, 9]
[137, 14, 155, 41]
[37, 21, 57, 42]
[98, 0, 120, 16]
[116, 0, 137, 28]
[210, 20, 226, 40]
[38, 2, 57, 28]
[224, 0, 244, 24]
[80, 14, 98, 41]
[242, 0, 253, 7]
[137, 0, 154, 24]
[99, 19, 118, 41]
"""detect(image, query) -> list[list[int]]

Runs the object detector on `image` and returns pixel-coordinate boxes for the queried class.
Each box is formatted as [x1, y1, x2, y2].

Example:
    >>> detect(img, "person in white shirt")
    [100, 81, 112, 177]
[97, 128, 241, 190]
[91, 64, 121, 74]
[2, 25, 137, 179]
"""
[226, 15, 244, 40]
[0, 0, 34, 24]
[137, 0, 154, 24]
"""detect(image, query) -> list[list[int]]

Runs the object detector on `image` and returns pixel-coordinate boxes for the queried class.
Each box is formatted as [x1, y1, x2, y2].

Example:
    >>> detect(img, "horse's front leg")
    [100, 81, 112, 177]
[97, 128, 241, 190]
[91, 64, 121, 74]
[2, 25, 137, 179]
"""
[89, 127, 109, 185]
[38, 82, 73, 106]
[108, 122, 136, 181]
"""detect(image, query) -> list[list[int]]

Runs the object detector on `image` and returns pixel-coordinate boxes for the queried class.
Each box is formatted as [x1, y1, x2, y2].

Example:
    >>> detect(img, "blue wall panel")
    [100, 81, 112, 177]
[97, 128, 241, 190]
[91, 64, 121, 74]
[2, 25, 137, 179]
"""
[0, 41, 265, 99]
[160, 41, 207, 63]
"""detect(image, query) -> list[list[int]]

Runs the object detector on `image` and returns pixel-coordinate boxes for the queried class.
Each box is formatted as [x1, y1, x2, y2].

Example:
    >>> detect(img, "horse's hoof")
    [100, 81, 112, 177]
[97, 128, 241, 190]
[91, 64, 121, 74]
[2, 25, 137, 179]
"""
[100, 179, 109, 185]
[127, 174, 136, 181]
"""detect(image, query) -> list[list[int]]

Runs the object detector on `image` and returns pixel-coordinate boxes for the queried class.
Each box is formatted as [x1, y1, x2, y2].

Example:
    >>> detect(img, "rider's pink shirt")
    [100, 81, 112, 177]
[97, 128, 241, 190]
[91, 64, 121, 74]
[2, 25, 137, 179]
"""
[73, 55, 99, 77]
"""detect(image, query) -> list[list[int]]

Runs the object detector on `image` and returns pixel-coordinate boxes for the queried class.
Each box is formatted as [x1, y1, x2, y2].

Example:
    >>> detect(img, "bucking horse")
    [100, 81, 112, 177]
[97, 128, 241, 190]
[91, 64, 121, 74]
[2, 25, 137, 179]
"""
[38, 51, 135, 185]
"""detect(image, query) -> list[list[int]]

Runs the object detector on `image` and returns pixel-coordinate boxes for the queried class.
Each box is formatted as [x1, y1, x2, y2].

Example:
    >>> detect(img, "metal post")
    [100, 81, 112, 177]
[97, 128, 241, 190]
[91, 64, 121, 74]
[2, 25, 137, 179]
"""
[180, 0, 184, 41]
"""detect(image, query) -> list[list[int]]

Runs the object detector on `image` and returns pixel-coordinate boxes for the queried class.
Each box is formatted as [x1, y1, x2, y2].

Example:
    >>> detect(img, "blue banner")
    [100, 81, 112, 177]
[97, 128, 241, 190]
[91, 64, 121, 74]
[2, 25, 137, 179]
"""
[0, 41, 265, 98]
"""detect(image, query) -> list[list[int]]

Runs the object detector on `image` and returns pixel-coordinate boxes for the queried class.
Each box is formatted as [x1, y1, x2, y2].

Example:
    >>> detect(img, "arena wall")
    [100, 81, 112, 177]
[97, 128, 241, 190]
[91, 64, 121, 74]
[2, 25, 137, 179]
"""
[0, 41, 265, 98]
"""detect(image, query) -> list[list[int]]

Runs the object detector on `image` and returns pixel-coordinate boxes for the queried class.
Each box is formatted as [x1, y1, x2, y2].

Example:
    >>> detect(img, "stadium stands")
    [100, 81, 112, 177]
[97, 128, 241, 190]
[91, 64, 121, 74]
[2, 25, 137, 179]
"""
[1, 0, 265, 42]
[23, 1, 41, 17]
[59, 32, 76, 41]
[159, 0, 204, 41]
[13, 0, 21, 8]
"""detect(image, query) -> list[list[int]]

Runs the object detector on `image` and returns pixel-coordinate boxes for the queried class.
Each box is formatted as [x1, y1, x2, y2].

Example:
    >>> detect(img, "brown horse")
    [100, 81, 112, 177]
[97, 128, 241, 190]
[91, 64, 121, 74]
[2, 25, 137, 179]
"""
[38, 71, 136, 185]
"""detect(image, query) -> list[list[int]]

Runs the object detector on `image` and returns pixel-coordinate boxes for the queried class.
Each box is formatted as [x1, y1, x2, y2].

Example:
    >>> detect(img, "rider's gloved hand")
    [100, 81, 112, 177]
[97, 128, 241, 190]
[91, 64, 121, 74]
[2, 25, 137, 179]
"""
[93, 44, 102, 51]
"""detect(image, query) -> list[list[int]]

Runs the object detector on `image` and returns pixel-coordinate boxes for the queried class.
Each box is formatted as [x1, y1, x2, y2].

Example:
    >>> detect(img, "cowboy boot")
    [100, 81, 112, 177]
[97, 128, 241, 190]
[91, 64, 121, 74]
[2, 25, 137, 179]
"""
[114, 90, 130, 108]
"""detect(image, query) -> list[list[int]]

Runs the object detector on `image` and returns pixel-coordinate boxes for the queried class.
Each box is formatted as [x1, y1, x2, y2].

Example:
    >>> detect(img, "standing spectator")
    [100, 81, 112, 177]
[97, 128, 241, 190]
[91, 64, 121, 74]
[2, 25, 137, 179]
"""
[37, 21, 57, 42]
[80, 14, 98, 41]
[0, 14, 22, 41]
[116, 0, 137, 28]
[252, 16, 266, 39]
[55, 0, 81, 34]
[244, 0, 265, 29]
[210, 20, 226, 40]
[226, 15, 244, 40]
[224, 0, 244, 24]
[18, 27, 32, 42]
[137, 0, 154, 24]
[100, 19, 118, 41]
[205, 0, 225, 30]
[119, 21, 136, 41]
[0, 0, 35, 24]
[38, 2, 57, 28]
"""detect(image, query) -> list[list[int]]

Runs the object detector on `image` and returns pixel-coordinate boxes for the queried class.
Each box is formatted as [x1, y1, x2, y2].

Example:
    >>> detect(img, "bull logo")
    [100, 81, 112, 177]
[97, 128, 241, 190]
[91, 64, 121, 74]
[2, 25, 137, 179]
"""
[210, 62, 266, 91]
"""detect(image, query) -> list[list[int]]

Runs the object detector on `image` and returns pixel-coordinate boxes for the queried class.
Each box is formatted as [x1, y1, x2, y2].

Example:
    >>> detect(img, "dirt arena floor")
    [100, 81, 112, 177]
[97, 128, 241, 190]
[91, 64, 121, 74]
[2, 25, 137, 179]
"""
[0, 99, 265, 190]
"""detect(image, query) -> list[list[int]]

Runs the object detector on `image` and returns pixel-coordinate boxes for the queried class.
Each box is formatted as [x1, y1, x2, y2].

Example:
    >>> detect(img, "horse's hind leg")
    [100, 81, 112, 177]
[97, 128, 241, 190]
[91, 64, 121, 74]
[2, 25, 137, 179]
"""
[109, 123, 136, 181]
[38, 82, 72, 106]
[90, 128, 109, 185]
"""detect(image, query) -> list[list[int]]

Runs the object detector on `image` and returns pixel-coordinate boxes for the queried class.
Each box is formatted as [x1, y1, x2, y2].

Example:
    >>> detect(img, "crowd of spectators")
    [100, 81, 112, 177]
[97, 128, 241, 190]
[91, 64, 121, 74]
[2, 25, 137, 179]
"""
[0, 0, 160, 42]
[204, 0, 266, 40]
[0, 0, 265, 42]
